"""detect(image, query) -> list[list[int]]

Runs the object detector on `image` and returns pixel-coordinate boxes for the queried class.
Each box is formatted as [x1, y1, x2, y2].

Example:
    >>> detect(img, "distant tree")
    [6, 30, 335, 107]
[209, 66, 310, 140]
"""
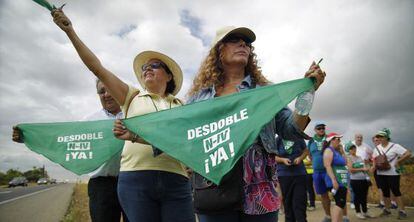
[0, 171, 7, 185]
[23, 166, 48, 182]
[4, 169, 23, 183]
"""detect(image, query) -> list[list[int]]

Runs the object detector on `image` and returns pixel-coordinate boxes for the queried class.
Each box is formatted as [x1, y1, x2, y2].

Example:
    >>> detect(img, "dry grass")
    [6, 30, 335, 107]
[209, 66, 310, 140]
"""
[62, 183, 91, 222]
[368, 173, 414, 206]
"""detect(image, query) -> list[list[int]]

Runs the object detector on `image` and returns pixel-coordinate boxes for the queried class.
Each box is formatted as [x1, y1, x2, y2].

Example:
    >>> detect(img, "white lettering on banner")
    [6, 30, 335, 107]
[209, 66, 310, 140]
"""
[67, 142, 91, 151]
[204, 142, 235, 173]
[186, 108, 249, 174]
[203, 128, 230, 153]
[59, 132, 102, 162]
[57, 132, 104, 143]
[65, 151, 93, 161]
[187, 109, 249, 140]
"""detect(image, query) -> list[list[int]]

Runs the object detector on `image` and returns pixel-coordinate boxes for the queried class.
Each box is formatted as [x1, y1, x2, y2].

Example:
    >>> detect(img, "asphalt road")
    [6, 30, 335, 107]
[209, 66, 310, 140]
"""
[0, 183, 74, 222]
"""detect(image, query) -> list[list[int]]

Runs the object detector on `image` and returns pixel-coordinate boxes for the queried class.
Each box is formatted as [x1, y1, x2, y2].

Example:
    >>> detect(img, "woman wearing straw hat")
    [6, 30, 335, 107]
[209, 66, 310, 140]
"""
[373, 128, 411, 219]
[187, 26, 326, 222]
[52, 8, 194, 222]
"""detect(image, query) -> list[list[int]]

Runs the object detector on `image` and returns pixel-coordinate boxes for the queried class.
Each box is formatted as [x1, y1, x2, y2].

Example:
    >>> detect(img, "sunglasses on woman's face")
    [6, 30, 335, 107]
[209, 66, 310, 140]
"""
[316, 127, 325, 130]
[141, 62, 166, 71]
[223, 35, 252, 48]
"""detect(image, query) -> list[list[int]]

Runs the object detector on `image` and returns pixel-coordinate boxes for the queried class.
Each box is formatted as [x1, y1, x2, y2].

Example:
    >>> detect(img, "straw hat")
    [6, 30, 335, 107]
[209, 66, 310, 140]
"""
[211, 26, 256, 47]
[133, 51, 183, 95]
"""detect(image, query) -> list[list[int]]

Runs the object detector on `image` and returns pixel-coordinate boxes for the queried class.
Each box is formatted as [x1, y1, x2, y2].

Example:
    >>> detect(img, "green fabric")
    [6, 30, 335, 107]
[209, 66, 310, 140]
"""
[18, 120, 125, 175]
[352, 162, 364, 168]
[333, 165, 348, 187]
[283, 140, 294, 154]
[33, 0, 56, 11]
[345, 141, 355, 153]
[313, 135, 326, 151]
[18, 78, 314, 184]
[122, 78, 314, 184]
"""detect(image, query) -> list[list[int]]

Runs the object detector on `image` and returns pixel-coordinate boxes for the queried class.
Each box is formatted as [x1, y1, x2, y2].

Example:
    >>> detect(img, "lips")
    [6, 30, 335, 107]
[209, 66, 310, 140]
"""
[234, 51, 248, 55]
[143, 71, 155, 79]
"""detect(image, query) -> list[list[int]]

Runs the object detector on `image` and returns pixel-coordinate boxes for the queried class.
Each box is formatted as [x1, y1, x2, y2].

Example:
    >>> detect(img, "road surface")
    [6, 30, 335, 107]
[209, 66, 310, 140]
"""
[0, 183, 74, 222]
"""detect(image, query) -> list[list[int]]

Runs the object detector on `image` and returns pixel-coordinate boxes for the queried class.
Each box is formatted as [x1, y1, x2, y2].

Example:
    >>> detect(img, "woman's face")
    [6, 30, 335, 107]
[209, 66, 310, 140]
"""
[330, 137, 341, 148]
[377, 135, 388, 145]
[349, 147, 356, 155]
[141, 59, 172, 90]
[220, 35, 251, 67]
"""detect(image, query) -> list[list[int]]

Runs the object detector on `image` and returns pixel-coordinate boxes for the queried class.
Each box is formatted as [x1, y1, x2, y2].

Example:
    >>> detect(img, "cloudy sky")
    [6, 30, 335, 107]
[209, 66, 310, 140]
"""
[1, 0, 413, 181]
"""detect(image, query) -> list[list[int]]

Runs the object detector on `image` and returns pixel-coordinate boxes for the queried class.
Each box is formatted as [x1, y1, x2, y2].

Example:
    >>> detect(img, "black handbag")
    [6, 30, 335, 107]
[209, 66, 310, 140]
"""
[192, 159, 243, 213]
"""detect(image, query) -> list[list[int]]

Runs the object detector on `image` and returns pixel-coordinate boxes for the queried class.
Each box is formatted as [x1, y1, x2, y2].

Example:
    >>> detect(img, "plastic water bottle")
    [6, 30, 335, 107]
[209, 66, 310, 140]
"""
[295, 88, 315, 116]
[331, 188, 337, 195]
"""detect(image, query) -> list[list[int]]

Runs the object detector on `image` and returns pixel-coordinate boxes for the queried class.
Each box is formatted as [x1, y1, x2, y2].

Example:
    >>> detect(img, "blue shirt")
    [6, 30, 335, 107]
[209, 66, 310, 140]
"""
[276, 139, 307, 176]
[187, 75, 309, 154]
[308, 135, 326, 172]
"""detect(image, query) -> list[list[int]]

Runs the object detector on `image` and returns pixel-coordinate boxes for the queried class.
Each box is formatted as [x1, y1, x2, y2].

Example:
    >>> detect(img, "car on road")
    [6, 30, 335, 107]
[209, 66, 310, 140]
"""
[37, 178, 49, 185]
[50, 179, 57, 184]
[8, 177, 28, 187]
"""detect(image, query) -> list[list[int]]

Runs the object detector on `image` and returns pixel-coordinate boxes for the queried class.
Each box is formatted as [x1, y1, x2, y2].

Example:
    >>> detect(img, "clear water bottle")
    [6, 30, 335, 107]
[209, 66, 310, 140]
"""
[295, 88, 315, 116]
[331, 188, 337, 195]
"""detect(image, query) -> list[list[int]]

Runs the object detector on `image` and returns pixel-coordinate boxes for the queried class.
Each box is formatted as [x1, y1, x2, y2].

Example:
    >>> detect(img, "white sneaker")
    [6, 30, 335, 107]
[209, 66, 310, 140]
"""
[356, 213, 366, 219]
[351, 203, 355, 209]
[363, 212, 372, 218]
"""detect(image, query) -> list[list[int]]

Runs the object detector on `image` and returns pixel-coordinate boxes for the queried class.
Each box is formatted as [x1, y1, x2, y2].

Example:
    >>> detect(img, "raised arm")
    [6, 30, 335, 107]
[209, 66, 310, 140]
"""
[51, 9, 128, 105]
[294, 61, 326, 130]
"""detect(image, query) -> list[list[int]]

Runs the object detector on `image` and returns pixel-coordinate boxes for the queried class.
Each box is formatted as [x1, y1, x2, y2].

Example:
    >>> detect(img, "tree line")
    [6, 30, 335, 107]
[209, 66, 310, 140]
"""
[0, 167, 49, 185]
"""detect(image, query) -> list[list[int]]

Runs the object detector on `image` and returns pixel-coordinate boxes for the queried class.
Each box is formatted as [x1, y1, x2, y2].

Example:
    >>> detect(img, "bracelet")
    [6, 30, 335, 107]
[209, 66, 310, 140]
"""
[131, 133, 139, 143]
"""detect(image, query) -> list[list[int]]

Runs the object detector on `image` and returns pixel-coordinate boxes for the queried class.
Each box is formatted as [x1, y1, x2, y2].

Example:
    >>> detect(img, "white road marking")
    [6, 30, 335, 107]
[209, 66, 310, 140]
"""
[0, 187, 57, 205]
[0, 191, 12, 194]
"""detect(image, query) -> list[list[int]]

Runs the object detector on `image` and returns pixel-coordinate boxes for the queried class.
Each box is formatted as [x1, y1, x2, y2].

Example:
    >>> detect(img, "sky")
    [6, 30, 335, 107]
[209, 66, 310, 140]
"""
[0, 0, 413, 181]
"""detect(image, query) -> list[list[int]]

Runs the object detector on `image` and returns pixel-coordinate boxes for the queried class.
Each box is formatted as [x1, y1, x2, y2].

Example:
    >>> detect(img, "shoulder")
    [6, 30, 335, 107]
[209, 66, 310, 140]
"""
[186, 87, 213, 104]
[83, 109, 106, 121]
[392, 143, 407, 152]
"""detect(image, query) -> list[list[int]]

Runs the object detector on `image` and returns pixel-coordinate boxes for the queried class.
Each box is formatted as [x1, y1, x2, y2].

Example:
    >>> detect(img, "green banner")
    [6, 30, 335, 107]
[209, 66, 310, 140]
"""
[18, 78, 313, 184]
[18, 120, 125, 175]
[122, 78, 314, 184]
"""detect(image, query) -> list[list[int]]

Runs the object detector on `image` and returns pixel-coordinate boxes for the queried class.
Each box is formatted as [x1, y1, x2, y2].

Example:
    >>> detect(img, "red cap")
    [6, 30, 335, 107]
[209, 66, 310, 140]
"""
[326, 132, 343, 142]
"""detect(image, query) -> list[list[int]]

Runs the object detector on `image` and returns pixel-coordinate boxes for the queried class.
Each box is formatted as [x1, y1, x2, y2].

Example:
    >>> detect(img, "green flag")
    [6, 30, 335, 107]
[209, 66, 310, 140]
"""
[122, 78, 314, 184]
[18, 119, 124, 175]
[32, 0, 56, 11]
[18, 78, 313, 183]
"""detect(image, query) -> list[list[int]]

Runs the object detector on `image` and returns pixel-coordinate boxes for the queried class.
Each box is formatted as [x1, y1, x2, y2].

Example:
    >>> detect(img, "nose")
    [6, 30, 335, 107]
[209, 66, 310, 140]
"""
[103, 91, 111, 97]
[143, 65, 153, 73]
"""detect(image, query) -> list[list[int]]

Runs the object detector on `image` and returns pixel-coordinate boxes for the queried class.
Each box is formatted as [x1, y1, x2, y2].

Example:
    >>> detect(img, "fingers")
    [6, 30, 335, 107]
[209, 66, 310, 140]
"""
[12, 126, 23, 143]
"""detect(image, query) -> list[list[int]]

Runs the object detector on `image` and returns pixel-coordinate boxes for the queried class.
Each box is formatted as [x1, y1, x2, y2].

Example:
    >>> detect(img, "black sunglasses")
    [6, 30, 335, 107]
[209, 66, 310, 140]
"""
[316, 127, 325, 130]
[141, 62, 167, 72]
[223, 35, 252, 47]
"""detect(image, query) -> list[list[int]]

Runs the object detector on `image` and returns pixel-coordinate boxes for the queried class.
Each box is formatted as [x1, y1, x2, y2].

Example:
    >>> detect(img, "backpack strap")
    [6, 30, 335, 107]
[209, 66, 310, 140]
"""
[384, 144, 395, 155]
[124, 90, 141, 118]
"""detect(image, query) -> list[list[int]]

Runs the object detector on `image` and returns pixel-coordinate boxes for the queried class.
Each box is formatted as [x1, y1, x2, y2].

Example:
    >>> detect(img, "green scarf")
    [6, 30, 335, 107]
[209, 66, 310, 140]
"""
[18, 78, 314, 184]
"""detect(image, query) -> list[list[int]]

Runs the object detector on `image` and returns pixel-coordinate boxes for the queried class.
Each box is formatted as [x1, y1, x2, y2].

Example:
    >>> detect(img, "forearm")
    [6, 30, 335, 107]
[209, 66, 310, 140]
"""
[325, 165, 336, 182]
[397, 151, 412, 164]
[298, 149, 309, 161]
[66, 29, 103, 74]
[293, 112, 310, 131]
[275, 156, 286, 163]
[130, 132, 149, 145]
[65, 29, 128, 104]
